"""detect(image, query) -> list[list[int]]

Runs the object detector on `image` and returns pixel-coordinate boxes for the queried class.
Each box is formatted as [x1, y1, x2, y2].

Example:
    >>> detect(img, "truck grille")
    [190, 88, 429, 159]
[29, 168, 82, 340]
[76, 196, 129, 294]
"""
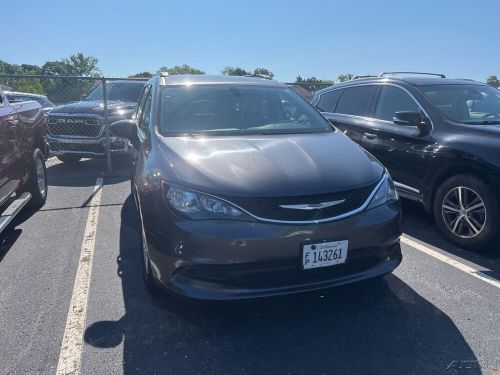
[47, 116, 102, 138]
[222, 183, 377, 222]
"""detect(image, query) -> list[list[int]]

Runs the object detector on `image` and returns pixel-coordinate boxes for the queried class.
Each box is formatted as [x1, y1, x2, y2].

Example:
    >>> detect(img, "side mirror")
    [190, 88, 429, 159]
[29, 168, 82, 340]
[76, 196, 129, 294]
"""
[393, 111, 431, 136]
[393, 111, 421, 126]
[110, 119, 139, 148]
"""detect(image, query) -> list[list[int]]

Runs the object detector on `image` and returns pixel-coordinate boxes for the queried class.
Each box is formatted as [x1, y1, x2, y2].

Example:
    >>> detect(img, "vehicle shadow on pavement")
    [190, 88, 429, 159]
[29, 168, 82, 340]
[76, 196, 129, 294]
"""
[401, 200, 500, 280]
[0, 205, 39, 261]
[84, 197, 481, 375]
[46, 157, 131, 186]
[0, 228, 22, 263]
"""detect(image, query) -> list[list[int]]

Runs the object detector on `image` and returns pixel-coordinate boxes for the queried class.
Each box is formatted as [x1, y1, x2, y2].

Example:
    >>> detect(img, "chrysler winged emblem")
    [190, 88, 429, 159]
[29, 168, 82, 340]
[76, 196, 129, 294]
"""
[279, 199, 346, 210]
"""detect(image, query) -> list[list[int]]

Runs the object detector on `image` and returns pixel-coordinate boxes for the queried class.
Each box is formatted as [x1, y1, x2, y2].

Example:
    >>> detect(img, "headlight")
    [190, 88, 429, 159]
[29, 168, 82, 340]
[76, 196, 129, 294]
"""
[367, 173, 398, 209]
[165, 185, 251, 220]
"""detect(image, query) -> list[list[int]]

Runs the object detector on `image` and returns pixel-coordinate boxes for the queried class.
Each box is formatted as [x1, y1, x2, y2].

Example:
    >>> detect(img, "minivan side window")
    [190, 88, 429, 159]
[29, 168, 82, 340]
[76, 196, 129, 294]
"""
[335, 85, 376, 117]
[316, 90, 342, 112]
[375, 86, 420, 122]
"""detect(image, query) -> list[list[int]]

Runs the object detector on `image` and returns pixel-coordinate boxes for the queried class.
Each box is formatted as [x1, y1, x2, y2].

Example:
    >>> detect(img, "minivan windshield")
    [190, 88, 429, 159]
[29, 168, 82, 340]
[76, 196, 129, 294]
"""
[85, 82, 144, 102]
[421, 84, 500, 124]
[158, 84, 332, 136]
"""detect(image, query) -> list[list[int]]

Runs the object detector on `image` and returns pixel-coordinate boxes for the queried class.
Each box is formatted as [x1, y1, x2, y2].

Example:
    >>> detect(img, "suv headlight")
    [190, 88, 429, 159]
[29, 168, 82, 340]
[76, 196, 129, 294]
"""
[367, 173, 398, 209]
[164, 184, 253, 221]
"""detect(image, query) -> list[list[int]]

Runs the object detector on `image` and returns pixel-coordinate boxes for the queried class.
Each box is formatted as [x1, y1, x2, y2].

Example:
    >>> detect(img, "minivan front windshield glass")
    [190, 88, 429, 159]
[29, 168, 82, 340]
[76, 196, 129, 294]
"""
[158, 84, 332, 136]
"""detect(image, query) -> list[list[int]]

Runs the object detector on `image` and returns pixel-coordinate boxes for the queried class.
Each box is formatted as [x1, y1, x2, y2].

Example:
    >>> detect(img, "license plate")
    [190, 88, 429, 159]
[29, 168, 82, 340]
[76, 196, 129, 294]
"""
[302, 240, 348, 269]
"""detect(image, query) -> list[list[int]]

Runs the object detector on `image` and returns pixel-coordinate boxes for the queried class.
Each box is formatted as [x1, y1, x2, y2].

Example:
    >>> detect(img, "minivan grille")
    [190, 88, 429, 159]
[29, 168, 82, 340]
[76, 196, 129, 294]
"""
[223, 183, 377, 222]
[47, 116, 102, 138]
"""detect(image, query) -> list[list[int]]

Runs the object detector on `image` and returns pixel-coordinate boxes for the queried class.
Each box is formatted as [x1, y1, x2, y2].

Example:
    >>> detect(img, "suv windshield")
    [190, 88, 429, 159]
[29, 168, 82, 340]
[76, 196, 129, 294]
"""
[85, 82, 144, 102]
[421, 84, 500, 124]
[158, 84, 332, 136]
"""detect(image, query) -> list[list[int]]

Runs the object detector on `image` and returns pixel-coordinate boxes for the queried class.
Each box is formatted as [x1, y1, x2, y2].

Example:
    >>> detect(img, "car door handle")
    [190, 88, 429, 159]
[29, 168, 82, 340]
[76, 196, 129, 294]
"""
[363, 132, 377, 140]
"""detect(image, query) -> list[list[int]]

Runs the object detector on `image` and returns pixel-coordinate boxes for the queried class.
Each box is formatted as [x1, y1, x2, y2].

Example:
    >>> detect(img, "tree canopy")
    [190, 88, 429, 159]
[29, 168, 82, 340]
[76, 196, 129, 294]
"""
[222, 66, 251, 76]
[337, 73, 354, 82]
[486, 75, 500, 87]
[159, 64, 205, 75]
[294, 76, 334, 92]
[128, 72, 153, 79]
[253, 68, 274, 79]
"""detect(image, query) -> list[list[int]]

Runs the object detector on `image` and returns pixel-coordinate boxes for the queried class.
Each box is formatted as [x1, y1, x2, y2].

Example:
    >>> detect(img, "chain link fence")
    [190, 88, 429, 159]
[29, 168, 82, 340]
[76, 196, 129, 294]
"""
[0, 74, 332, 181]
[0, 74, 147, 179]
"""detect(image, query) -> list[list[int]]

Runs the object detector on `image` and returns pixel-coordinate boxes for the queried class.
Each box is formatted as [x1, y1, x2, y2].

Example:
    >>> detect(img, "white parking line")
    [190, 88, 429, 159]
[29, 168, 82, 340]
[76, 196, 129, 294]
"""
[56, 178, 103, 375]
[401, 235, 500, 290]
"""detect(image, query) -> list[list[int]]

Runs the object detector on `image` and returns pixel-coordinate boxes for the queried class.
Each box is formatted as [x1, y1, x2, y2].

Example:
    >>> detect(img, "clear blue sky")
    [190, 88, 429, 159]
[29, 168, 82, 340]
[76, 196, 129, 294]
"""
[2, 0, 499, 82]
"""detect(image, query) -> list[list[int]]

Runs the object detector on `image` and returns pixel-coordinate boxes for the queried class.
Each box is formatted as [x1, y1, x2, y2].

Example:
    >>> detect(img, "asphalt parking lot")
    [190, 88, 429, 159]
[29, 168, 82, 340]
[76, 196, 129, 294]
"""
[0, 159, 499, 375]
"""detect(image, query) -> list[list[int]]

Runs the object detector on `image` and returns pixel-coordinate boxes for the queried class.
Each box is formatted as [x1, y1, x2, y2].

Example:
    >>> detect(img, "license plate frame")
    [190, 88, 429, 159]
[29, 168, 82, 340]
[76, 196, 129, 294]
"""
[302, 239, 349, 270]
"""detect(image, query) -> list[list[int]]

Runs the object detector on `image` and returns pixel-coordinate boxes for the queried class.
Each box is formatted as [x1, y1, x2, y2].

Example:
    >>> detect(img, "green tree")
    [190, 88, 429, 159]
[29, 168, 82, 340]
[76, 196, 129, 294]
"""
[337, 73, 354, 82]
[13, 69, 45, 94]
[0, 60, 18, 75]
[0, 61, 45, 94]
[295, 76, 334, 93]
[128, 72, 153, 79]
[159, 64, 205, 75]
[41, 53, 102, 103]
[486, 75, 500, 87]
[222, 66, 251, 76]
[253, 68, 274, 79]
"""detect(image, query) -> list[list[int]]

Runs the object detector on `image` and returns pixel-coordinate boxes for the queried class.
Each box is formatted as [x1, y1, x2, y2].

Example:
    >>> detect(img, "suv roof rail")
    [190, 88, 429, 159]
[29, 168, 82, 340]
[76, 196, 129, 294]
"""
[379, 71, 446, 79]
[351, 75, 377, 80]
[243, 74, 273, 80]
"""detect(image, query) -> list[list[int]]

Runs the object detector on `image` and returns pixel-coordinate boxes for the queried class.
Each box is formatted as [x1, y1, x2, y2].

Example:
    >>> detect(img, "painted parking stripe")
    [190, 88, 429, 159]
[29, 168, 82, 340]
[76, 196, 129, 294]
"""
[56, 178, 103, 375]
[401, 235, 500, 290]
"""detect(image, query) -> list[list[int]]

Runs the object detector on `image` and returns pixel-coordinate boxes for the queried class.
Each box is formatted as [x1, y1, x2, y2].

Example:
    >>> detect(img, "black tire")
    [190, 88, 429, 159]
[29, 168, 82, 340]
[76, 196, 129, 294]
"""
[25, 148, 48, 208]
[433, 175, 499, 250]
[137, 201, 158, 292]
[56, 155, 81, 163]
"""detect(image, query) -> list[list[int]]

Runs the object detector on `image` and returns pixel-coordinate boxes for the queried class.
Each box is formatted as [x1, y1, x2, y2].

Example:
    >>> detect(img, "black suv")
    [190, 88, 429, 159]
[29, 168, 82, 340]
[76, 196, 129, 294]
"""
[312, 72, 500, 250]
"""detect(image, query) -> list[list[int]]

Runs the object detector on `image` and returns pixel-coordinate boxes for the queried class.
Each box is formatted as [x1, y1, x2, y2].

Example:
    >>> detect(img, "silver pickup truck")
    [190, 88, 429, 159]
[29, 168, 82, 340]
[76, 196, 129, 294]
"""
[46, 80, 145, 163]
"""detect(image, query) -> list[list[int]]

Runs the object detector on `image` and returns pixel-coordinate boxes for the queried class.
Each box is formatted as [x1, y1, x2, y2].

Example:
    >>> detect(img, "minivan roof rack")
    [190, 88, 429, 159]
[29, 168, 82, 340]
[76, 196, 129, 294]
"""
[351, 75, 377, 80]
[379, 71, 446, 79]
[243, 74, 273, 80]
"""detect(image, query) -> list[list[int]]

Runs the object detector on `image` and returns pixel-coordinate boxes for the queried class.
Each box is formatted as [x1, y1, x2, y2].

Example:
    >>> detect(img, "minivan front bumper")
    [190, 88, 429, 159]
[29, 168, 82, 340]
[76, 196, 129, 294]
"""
[144, 200, 402, 300]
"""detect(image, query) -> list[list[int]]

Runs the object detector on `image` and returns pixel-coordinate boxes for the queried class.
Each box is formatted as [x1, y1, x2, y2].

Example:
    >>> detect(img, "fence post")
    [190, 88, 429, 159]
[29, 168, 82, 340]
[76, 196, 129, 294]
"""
[102, 78, 112, 174]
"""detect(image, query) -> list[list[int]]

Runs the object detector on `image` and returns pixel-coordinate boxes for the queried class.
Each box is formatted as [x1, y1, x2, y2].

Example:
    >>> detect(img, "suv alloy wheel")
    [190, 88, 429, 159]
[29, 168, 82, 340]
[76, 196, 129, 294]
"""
[433, 175, 499, 250]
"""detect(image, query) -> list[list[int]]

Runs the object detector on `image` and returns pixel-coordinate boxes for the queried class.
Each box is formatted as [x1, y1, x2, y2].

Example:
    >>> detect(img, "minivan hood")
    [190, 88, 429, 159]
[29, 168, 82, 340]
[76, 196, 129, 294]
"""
[159, 132, 384, 197]
[50, 100, 137, 116]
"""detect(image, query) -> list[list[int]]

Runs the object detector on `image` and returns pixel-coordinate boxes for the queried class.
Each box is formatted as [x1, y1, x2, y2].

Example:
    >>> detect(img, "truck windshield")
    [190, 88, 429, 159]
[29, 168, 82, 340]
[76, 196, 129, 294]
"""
[158, 84, 332, 136]
[85, 82, 144, 103]
[422, 84, 500, 124]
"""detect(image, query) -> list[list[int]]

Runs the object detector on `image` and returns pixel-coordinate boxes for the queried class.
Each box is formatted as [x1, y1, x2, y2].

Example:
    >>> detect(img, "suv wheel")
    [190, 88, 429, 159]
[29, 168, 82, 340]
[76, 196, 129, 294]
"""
[25, 149, 48, 208]
[433, 175, 499, 250]
[57, 155, 82, 163]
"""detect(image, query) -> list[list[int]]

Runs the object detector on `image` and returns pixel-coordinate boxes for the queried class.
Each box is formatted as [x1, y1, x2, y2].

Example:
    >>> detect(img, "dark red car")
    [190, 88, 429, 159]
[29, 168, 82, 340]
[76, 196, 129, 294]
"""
[0, 88, 48, 234]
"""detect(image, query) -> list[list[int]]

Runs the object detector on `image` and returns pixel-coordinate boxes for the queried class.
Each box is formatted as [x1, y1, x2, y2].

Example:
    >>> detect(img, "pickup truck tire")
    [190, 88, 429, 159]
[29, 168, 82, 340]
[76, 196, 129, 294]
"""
[25, 149, 48, 208]
[433, 175, 499, 250]
[57, 155, 81, 163]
